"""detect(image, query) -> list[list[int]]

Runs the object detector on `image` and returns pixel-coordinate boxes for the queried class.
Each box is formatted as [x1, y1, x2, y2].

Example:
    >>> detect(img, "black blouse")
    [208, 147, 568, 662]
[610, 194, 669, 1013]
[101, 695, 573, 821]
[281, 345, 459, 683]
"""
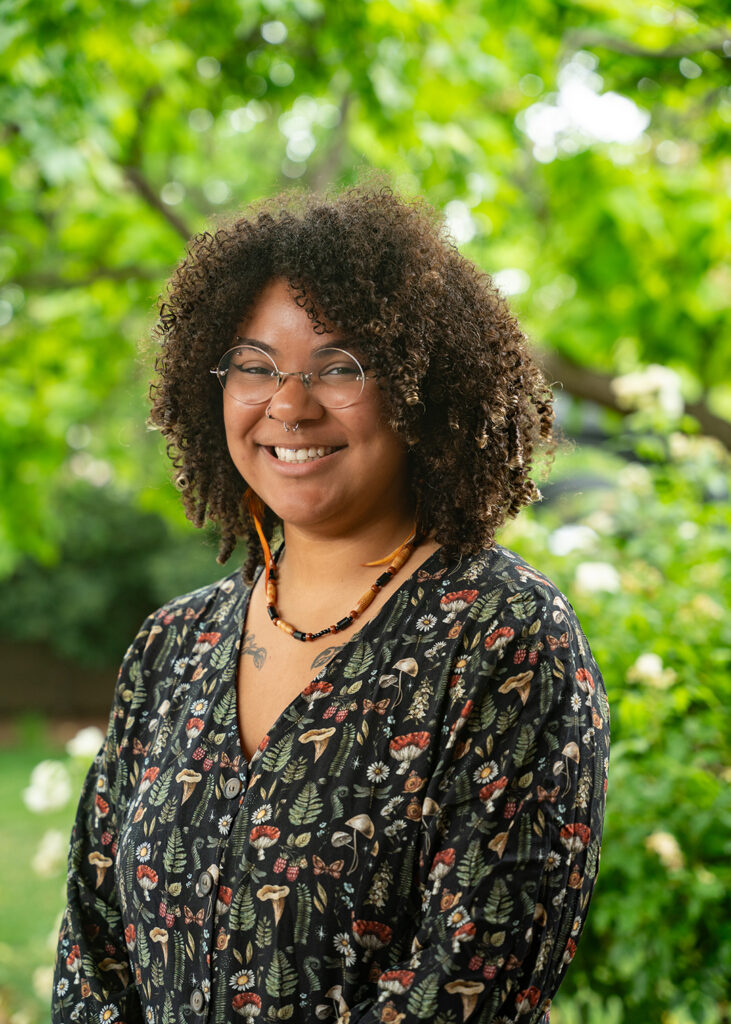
[52, 543, 609, 1024]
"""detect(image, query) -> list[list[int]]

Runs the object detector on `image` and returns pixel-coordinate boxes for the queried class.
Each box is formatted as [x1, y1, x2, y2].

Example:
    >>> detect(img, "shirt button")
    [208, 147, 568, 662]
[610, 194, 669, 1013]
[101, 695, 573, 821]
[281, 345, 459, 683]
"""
[189, 989, 205, 1014]
[196, 870, 213, 896]
[224, 777, 242, 799]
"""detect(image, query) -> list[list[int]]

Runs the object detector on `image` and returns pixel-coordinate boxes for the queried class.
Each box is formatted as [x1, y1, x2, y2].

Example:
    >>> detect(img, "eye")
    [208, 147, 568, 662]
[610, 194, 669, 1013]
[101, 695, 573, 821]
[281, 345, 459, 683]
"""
[230, 358, 275, 376]
[320, 362, 360, 377]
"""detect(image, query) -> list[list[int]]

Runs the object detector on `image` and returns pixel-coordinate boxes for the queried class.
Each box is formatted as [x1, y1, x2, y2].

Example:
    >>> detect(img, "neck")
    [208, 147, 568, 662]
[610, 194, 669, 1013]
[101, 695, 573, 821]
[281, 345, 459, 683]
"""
[278, 514, 417, 591]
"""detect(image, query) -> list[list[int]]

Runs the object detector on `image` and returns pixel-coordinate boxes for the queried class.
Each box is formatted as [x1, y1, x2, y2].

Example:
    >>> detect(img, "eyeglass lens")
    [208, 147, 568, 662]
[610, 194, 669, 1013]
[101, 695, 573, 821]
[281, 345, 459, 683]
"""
[216, 345, 366, 409]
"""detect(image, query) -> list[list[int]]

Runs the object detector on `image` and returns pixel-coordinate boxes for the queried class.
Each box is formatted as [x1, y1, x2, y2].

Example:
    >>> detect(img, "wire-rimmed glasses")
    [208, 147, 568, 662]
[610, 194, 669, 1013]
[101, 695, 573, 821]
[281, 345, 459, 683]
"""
[210, 341, 372, 409]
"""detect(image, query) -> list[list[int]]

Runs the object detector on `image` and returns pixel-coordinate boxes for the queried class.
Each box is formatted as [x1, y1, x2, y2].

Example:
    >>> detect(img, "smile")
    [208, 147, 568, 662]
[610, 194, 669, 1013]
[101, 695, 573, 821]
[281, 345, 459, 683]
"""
[272, 446, 341, 463]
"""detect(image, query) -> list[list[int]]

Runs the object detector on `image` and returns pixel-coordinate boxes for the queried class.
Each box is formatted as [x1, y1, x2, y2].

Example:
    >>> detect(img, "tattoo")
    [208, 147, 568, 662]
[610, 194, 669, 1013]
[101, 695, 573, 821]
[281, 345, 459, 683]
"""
[311, 645, 345, 670]
[241, 630, 267, 670]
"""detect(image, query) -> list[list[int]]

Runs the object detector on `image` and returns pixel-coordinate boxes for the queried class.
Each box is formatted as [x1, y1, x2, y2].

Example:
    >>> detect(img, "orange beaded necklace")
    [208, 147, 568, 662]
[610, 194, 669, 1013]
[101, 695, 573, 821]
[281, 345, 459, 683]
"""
[247, 495, 417, 643]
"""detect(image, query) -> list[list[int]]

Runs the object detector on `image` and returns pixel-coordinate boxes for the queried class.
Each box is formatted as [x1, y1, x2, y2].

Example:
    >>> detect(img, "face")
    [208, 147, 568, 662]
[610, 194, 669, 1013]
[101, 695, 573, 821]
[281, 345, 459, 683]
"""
[221, 279, 411, 538]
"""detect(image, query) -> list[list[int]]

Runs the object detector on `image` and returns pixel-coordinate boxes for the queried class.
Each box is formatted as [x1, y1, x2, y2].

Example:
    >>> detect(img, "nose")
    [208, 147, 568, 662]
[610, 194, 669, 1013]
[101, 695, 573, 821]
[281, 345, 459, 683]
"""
[266, 373, 324, 425]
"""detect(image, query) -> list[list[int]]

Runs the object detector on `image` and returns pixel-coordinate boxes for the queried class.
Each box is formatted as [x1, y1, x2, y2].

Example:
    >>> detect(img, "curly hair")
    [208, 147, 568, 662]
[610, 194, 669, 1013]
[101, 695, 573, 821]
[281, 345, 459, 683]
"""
[149, 183, 554, 582]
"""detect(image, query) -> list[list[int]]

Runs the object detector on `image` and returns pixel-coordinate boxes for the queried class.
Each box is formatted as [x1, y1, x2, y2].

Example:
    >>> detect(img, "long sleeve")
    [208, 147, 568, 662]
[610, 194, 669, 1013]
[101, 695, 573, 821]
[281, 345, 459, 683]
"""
[343, 588, 609, 1024]
[51, 615, 156, 1024]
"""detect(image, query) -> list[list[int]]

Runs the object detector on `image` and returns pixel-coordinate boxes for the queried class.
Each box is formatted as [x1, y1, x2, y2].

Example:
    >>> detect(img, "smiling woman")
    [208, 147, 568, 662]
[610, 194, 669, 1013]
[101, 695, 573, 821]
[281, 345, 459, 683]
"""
[52, 185, 609, 1024]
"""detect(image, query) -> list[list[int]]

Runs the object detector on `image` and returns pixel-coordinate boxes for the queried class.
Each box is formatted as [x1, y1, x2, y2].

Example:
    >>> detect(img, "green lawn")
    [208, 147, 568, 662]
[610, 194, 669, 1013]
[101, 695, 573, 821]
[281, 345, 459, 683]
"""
[0, 724, 88, 1024]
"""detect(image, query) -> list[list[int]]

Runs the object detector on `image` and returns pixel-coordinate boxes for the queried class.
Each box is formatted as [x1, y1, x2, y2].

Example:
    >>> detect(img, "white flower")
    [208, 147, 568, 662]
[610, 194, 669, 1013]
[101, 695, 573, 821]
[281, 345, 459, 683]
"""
[473, 760, 498, 784]
[136, 842, 152, 862]
[23, 760, 72, 814]
[626, 652, 676, 689]
[190, 698, 209, 715]
[32, 829, 66, 877]
[65, 726, 105, 760]
[56, 978, 70, 996]
[570, 693, 582, 711]
[611, 364, 684, 418]
[415, 614, 437, 632]
[229, 968, 255, 991]
[218, 815, 233, 835]
[645, 831, 684, 871]
[548, 524, 598, 556]
[333, 933, 357, 966]
[366, 761, 390, 783]
[425, 641, 447, 659]
[99, 1005, 119, 1023]
[574, 561, 620, 594]
[252, 803, 272, 824]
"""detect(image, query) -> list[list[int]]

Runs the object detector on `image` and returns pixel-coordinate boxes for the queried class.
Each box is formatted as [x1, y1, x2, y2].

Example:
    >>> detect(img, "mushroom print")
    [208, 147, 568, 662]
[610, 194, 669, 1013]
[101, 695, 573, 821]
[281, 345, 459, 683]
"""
[343, 814, 374, 875]
[390, 658, 418, 707]
[389, 731, 430, 774]
[440, 589, 479, 623]
[52, 543, 608, 1024]
[444, 979, 485, 1020]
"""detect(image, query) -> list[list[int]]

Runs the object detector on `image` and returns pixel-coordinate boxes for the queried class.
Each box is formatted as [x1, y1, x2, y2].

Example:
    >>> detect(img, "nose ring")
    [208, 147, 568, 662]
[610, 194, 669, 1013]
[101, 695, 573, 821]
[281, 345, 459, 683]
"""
[266, 406, 300, 432]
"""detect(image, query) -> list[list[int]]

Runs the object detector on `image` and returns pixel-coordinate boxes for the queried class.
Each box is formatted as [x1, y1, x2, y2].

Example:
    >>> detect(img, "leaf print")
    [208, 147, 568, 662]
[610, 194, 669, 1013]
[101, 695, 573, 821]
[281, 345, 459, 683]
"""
[213, 688, 237, 726]
[476, 690, 498, 731]
[456, 839, 487, 888]
[230, 887, 256, 931]
[163, 828, 186, 874]
[407, 972, 440, 1015]
[148, 766, 174, 807]
[343, 641, 375, 679]
[328, 721, 357, 778]
[484, 877, 514, 924]
[211, 634, 236, 670]
[294, 882, 312, 944]
[281, 756, 308, 784]
[496, 704, 520, 735]
[513, 724, 537, 770]
[261, 733, 294, 774]
[288, 782, 323, 826]
[507, 590, 537, 621]
[266, 950, 298, 997]
[255, 916, 272, 949]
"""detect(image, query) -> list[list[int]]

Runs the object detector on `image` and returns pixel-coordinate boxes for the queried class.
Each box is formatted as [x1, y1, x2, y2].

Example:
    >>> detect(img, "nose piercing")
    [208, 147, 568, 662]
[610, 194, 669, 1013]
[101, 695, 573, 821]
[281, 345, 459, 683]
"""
[282, 422, 301, 433]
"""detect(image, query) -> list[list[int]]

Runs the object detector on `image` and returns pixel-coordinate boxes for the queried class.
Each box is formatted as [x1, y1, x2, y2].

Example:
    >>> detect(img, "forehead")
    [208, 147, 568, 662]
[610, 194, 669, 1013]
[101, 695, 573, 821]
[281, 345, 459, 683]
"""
[234, 279, 358, 357]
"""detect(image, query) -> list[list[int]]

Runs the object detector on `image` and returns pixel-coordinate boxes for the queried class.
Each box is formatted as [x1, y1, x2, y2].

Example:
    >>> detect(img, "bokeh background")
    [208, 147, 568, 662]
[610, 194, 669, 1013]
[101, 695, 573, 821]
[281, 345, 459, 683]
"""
[1, 1, 729, 1022]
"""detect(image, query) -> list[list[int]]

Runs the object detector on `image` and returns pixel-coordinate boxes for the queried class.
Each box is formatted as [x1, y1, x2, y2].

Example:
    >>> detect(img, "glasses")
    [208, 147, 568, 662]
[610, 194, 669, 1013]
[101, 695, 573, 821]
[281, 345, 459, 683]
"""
[210, 341, 373, 409]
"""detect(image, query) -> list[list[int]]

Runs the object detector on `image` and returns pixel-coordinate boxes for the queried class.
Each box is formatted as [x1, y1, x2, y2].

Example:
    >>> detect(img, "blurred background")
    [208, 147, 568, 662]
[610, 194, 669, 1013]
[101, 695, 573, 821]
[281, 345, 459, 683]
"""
[1, 0, 729, 1021]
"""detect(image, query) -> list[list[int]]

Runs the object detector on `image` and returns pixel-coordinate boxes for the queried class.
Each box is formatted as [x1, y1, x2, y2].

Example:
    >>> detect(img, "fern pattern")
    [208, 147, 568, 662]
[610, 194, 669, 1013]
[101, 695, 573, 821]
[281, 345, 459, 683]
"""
[52, 545, 609, 1024]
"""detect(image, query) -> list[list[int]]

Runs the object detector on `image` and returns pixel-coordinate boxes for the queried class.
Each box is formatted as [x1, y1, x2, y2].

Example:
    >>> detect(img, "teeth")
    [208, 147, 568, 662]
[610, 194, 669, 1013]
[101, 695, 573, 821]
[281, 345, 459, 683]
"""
[274, 446, 337, 463]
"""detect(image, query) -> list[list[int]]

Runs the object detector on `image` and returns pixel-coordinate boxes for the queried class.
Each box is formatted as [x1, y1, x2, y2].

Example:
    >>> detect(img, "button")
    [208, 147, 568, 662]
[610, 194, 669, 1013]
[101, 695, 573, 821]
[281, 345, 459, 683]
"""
[196, 870, 213, 896]
[224, 777, 242, 799]
[189, 989, 205, 1013]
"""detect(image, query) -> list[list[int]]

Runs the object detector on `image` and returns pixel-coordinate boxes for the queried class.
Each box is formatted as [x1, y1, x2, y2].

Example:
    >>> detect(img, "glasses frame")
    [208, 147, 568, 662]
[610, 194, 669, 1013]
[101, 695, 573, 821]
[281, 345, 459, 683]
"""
[210, 340, 375, 409]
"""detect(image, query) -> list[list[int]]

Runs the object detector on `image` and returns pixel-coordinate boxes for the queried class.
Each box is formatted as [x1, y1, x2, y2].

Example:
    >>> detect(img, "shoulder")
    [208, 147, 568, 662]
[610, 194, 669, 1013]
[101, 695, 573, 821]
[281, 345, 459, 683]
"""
[122, 566, 250, 665]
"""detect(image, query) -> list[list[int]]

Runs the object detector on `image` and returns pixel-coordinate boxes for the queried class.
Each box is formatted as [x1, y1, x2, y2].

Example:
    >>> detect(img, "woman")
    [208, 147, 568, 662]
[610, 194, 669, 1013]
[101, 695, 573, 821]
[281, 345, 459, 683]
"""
[52, 186, 609, 1024]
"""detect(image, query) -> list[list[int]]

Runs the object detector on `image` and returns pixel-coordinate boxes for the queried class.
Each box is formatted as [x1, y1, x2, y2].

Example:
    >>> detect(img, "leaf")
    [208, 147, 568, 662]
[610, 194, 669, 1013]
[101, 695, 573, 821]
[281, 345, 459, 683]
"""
[484, 878, 514, 924]
[288, 782, 323, 825]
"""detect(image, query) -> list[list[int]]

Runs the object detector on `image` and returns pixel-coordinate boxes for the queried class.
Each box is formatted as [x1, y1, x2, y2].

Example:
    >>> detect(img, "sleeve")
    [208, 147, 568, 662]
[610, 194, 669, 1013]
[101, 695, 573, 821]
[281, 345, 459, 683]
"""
[343, 591, 609, 1024]
[51, 614, 158, 1024]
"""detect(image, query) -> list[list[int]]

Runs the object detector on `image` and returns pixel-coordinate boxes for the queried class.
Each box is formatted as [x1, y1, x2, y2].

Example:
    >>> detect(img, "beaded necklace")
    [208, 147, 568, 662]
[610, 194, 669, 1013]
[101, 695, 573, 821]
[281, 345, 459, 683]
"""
[249, 505, 418, 643]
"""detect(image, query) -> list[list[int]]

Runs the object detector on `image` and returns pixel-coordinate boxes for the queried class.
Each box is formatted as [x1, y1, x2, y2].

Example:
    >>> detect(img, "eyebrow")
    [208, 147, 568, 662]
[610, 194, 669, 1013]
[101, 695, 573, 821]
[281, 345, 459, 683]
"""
[234, 336, 363, 358]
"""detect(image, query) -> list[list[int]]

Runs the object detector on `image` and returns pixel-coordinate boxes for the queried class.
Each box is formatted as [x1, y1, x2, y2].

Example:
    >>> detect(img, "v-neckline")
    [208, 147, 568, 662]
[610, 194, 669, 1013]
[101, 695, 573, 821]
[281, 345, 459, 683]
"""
[229, 542, 446, 773]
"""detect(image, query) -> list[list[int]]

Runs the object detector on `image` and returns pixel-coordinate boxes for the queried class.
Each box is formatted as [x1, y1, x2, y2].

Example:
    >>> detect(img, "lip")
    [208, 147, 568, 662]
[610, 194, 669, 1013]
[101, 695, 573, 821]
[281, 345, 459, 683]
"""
[258, 443, 346, 475]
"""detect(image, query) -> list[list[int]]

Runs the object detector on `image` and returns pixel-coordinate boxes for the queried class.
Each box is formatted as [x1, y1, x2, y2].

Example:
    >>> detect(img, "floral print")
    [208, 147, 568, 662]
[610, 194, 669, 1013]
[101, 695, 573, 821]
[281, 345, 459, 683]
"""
[52, 544, 609, 1024]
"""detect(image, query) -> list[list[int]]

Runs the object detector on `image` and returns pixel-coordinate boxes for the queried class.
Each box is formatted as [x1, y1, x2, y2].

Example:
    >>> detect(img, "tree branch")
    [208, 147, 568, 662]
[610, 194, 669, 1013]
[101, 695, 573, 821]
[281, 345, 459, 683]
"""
[562, 29, 729, 60]
[536, 349, 731, 450]
[15, 266, 168, 290]
[122, 165, 193, 241]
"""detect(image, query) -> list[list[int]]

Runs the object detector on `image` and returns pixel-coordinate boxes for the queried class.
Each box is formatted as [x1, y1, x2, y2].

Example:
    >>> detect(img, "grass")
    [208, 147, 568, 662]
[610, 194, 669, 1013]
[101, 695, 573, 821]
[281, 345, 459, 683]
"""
[0, 721, 89, 1024]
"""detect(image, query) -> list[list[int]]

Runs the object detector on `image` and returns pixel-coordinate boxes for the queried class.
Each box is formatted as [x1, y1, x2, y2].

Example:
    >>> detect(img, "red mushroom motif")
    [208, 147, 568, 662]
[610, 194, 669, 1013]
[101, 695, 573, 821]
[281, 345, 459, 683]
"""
[440, 590, 479, 624]
[559, 823, 591, 855]
[484, 626, 515, 652]
[389, 732, 430, 775]
[479, 776, 508, 811]
[136, 864, 158, 900]
[352, 919, 392, 952]
[515, 986, 542, 1014]
[428, 848, 456, 893]
[250, 824, 280, 860]
[377, 969, 416, 999]
[575, 668, 595, 692]
[232, 991, 262, 1017]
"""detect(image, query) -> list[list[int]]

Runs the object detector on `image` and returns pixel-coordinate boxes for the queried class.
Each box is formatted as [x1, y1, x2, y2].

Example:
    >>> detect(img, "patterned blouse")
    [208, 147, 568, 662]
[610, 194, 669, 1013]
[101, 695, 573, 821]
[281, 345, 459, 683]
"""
[52, 543, 609, 1024]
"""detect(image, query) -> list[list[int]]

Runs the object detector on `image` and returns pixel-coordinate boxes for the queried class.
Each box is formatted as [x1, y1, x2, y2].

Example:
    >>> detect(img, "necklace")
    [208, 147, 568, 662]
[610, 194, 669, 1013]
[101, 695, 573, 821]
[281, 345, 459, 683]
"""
[249, 504, 418, 642]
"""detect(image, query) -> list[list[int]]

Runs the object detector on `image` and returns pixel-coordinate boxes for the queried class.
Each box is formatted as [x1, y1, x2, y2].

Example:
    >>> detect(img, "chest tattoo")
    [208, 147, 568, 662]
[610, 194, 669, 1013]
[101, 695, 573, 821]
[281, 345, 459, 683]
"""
[241, 630, 268, 669]
[310, 644, 345, 671]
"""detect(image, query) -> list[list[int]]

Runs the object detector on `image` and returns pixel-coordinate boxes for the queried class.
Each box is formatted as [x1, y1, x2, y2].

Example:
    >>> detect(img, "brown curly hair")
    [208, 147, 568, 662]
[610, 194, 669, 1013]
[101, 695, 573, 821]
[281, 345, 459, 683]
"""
[149, 183, 554, 582]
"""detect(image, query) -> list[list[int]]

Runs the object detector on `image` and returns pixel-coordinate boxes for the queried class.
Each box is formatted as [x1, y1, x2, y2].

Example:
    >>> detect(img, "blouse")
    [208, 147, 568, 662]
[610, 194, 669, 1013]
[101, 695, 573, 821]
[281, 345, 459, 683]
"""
[52, 542, 609, 1024]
